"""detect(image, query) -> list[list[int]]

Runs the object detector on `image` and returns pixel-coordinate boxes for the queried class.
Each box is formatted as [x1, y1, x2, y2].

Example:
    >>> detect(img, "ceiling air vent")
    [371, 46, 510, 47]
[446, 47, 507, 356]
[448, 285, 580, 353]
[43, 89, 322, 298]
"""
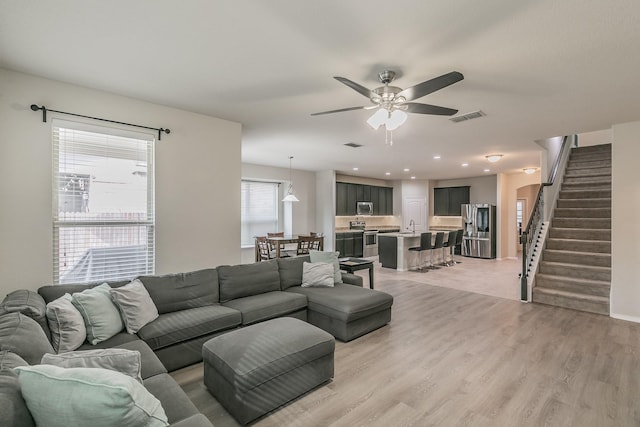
[449, 110, 486, 123]
[344, 142, 363, 148]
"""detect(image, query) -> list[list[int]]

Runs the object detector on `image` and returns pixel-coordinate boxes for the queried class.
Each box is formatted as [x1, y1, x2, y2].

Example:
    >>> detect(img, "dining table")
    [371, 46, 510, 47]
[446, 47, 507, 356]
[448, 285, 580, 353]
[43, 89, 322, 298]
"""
[255, 235, 324, 261]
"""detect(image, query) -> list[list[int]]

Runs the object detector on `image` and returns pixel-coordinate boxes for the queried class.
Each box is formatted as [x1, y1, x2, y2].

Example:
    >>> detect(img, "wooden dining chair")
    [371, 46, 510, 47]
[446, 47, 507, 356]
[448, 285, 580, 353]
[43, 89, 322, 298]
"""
[255, 236, 275, 261]
[296, 235, 322, 255]
[267, 232, 285, 251]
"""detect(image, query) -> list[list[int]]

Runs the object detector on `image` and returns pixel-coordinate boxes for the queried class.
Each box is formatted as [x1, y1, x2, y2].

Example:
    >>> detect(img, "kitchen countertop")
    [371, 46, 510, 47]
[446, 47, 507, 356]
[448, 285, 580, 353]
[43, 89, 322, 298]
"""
[335, 226, 401, 233]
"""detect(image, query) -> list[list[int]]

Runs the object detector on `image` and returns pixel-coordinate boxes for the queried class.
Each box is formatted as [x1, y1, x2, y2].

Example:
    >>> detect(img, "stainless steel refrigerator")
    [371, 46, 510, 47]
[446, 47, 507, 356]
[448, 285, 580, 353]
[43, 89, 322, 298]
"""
[461, 204, 496, 259]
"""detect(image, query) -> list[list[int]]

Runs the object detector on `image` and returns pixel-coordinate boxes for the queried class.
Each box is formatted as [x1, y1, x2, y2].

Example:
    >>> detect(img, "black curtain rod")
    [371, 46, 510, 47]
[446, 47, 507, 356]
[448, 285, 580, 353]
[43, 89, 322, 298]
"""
[30, 104, 170, 140]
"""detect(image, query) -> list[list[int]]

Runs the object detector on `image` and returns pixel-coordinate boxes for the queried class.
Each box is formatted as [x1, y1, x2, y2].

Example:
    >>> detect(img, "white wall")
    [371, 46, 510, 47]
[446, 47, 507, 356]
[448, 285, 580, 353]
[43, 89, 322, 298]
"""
[579, 129, 612, 147]
[0, 69, 241, 294]
[500, 171, 542, 258]
[316, 170, 336, 251]
[610, 120, 640, 321]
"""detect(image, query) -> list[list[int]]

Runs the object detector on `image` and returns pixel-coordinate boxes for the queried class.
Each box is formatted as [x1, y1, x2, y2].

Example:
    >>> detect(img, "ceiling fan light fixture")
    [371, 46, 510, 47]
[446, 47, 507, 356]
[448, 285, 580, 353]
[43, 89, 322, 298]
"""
[386, 110, 408, 131]
[485, 154, 503, 163]
[367, 108, 388, 130]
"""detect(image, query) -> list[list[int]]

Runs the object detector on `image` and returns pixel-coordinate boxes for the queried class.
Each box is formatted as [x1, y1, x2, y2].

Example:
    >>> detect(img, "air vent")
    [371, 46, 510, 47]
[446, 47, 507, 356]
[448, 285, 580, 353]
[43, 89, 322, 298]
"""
[344, 142, 363, 148]
[449, 110, 486, 123]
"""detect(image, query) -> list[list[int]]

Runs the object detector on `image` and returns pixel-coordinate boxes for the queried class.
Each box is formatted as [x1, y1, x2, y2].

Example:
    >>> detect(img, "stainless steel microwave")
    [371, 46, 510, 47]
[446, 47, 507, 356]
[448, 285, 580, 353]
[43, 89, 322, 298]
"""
[356, 201, 373, 216]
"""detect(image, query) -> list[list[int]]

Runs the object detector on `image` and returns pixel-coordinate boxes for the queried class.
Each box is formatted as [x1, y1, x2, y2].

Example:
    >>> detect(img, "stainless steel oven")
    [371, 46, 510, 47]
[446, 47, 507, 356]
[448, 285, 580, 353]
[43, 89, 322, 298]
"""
[364, 230, 379, 257]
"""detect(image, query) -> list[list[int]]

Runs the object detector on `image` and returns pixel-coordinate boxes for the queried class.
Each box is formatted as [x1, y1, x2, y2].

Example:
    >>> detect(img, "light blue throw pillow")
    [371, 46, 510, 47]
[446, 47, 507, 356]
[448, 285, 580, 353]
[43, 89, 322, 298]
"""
[309, 250, 342, 283]
[15, 364, 168, 427]
[71, 283, 124, 345]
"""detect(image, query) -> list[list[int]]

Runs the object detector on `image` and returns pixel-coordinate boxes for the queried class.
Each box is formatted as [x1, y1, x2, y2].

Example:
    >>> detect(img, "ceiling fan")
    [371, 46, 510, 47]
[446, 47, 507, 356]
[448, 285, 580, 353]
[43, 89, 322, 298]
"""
[311, 70, 464, 130]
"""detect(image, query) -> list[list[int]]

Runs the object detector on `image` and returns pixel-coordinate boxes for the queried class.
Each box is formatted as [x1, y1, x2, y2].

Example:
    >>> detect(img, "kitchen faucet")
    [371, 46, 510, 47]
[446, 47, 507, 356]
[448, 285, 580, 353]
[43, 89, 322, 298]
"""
[408, 219, 415, 234]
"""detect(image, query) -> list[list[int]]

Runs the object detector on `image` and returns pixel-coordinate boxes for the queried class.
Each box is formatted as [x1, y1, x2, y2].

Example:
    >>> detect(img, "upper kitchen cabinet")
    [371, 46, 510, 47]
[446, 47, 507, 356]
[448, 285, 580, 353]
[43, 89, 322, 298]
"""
[336, 182, 393, 216]
[433, 186, 470, 216]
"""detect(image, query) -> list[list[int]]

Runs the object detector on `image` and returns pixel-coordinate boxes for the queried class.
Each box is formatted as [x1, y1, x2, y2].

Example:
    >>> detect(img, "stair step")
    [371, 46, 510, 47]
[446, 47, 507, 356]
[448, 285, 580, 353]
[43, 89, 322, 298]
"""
[554, 207, 611, 218]
[567, 158, 611, 169]
[572, 143, 611, 153]
[546, 238, 610, 253]
[564, 167, 611, 178]
[559, 189, 611, 199]
[562, 182, 611, 191]
[548, 227, 610, 241]
[535, 274, 610, 297]
[532, 287, 609, 315]
[556, 198, 610, 208]
[563, 176, 611, 185]
[539, 261, 611, 281]
[542, 249, 611, 267]
[569, 151, 612, 161]
[552, 217, 611, 229]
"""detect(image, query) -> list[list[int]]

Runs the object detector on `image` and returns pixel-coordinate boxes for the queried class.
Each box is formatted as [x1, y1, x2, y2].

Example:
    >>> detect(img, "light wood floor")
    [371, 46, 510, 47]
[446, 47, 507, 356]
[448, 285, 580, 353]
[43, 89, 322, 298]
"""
[172, 258, 640, 426]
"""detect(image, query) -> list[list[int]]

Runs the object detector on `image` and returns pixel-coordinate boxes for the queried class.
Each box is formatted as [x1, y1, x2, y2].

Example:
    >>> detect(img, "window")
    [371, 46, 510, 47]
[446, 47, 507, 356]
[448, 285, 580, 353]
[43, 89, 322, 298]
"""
[516, 199, 525, 236]
[53, 120, 155, 284]
[241, 180, 279, 246]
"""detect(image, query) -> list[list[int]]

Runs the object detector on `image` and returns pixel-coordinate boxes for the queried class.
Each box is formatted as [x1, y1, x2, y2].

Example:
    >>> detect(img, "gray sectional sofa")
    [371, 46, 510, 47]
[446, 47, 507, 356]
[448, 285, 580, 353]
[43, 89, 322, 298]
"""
[1, 254, 393, 426]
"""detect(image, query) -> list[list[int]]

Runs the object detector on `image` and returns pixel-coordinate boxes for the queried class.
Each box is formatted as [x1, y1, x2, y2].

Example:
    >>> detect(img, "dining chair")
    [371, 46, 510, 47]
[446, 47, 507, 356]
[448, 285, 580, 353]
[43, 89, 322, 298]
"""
[296, 235, 322, 255]
[255, 236, 275, 261]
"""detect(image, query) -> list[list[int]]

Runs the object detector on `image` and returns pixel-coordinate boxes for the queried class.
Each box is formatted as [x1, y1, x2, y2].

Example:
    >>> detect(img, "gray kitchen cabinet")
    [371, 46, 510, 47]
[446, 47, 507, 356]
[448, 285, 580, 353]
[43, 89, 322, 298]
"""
[335, 182, 393, 216]
[434, 186, 470, 216]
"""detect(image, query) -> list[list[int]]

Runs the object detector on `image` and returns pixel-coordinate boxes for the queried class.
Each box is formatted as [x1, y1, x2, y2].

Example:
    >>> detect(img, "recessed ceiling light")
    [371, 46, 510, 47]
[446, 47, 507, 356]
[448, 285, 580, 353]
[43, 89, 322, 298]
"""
[523, 167, 537, 174]
[483, 169, 491, 172]
[462, 163, 469, 167]
[403, 168, 410, 172]
[411, 176, 416, 180]
[485, 154, 503, 163]
[385, 172, 391, 176]
[352, 167, 359, 171]
[433, 155, 441, 160]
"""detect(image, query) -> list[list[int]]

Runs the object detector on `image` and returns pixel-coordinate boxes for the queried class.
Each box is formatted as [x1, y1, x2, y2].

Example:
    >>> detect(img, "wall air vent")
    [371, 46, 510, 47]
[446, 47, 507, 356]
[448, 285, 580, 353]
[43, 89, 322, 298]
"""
[449, 110, 486, 123]
[344, 142, 363, 148]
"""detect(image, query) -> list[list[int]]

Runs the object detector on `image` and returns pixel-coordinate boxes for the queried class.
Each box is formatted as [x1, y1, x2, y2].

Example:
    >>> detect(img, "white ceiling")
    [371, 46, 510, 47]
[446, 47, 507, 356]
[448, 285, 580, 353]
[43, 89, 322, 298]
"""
[2, 0, 640, 180]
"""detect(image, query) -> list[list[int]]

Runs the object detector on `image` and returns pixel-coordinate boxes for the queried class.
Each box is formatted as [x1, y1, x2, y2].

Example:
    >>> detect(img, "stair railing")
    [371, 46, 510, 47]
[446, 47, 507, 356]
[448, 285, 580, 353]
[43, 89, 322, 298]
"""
[520, 135, 576, 301]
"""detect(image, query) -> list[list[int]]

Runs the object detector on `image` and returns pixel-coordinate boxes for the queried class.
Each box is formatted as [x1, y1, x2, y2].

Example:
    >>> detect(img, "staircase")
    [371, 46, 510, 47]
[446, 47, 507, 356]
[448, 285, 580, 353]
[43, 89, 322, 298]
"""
[533, 143, 611, 315]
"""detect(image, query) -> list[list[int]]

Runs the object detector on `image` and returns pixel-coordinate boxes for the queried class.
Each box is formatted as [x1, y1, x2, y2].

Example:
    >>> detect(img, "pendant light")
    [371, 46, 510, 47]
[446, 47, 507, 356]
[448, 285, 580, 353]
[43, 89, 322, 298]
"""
[282, 156, 299, 202]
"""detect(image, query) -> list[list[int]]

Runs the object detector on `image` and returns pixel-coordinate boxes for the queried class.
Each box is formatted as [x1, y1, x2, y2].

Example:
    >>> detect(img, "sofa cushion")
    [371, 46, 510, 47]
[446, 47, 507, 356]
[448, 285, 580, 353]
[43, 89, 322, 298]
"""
[138, 269, 219, 314]
[110, 279, 159, 333]
[217, 260, 281, 302]
[277, 255, 310, 290]
[113, 340, 167, 380]
[0, 353, 36, 427]
[144, 373, 200, 424]
[15, 365, 169, 427]
[46, 293, 87, 353]
[222, 291, 308, 325]
[77, 331, 140, 350]
[137, 305, 241, 351]
[1, 290, 50, 340]
[0, 313, 54, 365]
[71, 283, 124, 345]
[38, 281, 129, 304]
[41, 348, 143, 383]
[286, 284, 393, 322]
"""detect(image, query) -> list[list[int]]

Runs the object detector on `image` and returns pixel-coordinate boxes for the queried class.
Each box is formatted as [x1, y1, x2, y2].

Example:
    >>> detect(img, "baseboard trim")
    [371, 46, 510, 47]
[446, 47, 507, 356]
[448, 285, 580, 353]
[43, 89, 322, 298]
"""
[610, 312, 640, 324]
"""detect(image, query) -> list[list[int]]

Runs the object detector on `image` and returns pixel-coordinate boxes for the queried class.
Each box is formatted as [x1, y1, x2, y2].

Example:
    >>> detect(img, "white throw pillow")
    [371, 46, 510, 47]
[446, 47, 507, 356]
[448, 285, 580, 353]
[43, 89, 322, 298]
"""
[41, 348, 143, 383]
[301, 262, 335, 288]
[309, 250, 342, 283]
[15, 365, 168, 427]
[46, 293, 87, 353]
[109, 279, 159, 334]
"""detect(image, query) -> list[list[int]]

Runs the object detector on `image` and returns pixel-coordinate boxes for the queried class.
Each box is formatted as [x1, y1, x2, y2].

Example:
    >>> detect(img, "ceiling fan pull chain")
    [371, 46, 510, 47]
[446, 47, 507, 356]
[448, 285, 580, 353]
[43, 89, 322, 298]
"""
[385, 129, 393, 146]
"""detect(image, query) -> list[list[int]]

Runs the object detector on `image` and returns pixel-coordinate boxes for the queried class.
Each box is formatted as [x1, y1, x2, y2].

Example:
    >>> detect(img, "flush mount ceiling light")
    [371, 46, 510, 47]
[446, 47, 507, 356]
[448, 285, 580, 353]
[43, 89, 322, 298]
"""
[485, 154, 503, 163]
[282, 156, 299, 202]
[523, 167, 538, 174]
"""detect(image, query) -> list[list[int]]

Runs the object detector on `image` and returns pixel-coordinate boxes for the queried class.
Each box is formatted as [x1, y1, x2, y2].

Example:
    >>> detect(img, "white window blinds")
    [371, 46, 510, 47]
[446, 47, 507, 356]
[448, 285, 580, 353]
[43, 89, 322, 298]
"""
[241, 180, 279, 246]
[52, 119, 155, 284]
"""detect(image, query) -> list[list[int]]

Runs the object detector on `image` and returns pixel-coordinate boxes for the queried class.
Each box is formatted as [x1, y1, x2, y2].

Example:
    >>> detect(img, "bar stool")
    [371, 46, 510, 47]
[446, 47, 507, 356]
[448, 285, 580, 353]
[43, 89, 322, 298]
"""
[408, 232, 432, 272]
[452, 229, 464, 265]
[440, 230, 458, 267]
[428, 232, 445, 269]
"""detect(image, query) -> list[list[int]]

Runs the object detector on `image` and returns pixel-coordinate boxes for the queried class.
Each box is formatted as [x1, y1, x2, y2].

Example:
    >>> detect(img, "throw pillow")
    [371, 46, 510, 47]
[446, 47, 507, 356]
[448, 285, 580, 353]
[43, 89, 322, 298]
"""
[46, 293, 87, 353]
[15, 365, 168, 427]
[301, 262, 335, 288]
[109, 279, 159, 334]
[309, 250, 342, 283]
[0, 289, 50, 340]
[41, 348, 143, 383]
[0, 312, 54, 365]
[71, 283, 124, 345]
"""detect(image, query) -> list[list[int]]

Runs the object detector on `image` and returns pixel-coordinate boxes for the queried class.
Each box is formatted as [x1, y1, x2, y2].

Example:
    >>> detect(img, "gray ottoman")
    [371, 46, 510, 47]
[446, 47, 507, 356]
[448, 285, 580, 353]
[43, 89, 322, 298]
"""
[202, 317, 335, 425]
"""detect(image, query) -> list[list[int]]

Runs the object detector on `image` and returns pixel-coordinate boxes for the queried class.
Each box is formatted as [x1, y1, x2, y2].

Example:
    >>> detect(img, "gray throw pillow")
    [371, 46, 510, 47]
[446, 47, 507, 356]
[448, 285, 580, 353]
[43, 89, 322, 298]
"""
[0, 313, 54, 365]
[41, 348, 142, 383]
[109, 279, 159, 334]
[1, 289, 50, 339]
[301, 262, 335, 288]
[309, 250, 342, 283]
[46, 293, 87, 353]
[71, 283, 124, 345]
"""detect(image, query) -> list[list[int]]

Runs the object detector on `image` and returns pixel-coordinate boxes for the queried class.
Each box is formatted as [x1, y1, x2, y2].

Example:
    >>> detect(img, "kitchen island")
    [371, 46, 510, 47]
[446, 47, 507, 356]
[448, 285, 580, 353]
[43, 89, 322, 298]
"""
[378, 231, 452, 271]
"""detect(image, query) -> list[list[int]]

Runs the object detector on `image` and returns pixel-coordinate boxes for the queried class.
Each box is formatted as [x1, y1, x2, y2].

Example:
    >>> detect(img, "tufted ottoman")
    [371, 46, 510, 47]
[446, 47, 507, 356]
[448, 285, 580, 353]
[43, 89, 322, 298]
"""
[202, 317, 335, 425]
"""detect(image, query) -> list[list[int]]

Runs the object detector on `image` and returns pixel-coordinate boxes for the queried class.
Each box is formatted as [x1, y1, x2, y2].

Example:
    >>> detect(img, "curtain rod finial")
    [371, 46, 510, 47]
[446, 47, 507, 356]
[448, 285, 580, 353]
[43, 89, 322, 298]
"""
[30, 104, 42, 111]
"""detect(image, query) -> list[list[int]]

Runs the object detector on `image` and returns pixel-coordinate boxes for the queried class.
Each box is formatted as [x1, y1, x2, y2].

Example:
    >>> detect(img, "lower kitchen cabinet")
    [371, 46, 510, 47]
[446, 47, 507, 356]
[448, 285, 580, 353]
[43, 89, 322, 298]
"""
[335, 232, 363, 258]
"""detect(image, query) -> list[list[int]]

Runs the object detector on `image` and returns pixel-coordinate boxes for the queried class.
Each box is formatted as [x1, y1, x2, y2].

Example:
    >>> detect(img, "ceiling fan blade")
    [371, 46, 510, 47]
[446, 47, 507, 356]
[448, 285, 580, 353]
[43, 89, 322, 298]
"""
[334, 77, 377, 99]
[404, 102, 458, 116]
[310, 106, 366, 116]
[397, 71, 464, 101]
